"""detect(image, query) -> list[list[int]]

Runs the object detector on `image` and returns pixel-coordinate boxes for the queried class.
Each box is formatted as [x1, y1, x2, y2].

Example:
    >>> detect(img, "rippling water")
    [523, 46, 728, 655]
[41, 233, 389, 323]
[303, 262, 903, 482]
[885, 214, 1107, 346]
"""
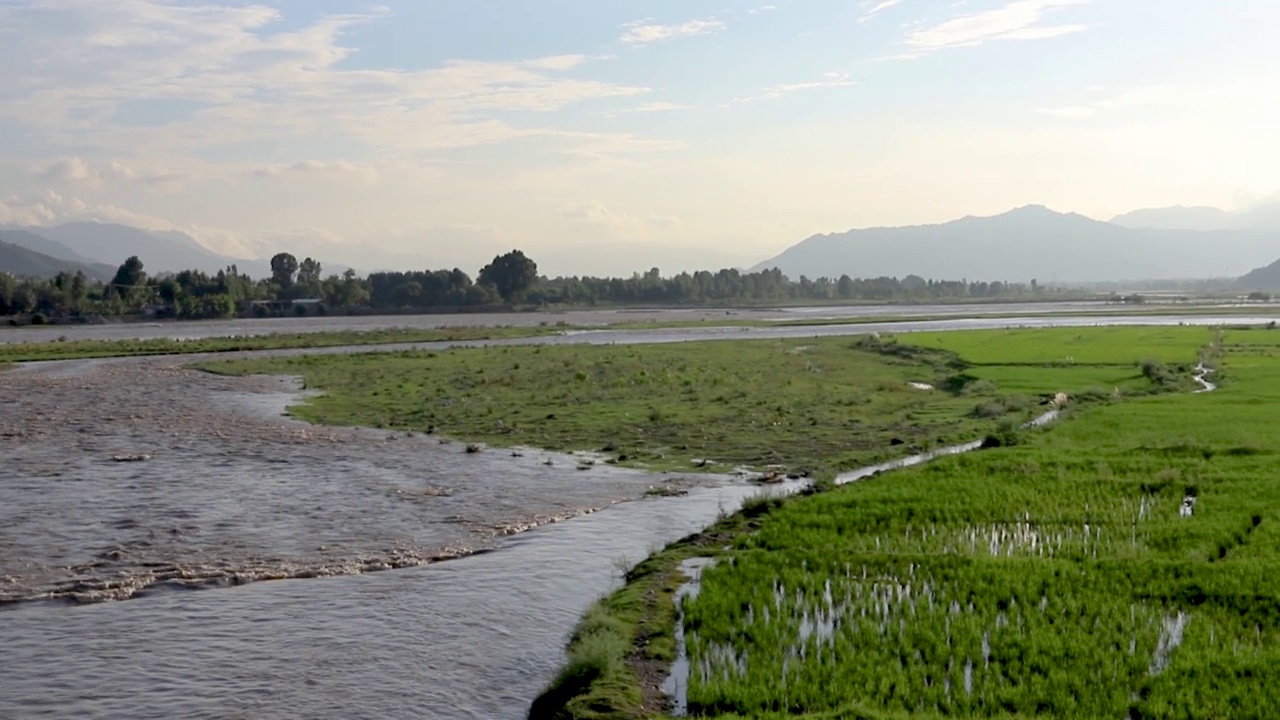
[1, 481, 783, 719]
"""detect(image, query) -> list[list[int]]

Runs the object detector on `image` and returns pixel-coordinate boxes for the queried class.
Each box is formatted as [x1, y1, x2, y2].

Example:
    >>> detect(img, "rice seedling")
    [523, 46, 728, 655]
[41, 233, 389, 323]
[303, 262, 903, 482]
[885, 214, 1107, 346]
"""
[679, 329, 1280, 718]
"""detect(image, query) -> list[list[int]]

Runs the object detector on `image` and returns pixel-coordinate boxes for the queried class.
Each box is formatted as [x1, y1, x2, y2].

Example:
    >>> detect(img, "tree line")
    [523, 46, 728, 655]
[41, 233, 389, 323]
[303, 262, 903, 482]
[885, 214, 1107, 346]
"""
[1, 249, 1060, 322]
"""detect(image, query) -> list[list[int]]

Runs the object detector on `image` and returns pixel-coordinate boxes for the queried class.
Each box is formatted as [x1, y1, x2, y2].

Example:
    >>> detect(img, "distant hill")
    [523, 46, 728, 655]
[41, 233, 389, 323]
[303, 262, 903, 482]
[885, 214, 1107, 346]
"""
[1236, 256, 1280, 292]
[1109, 206, 1233, 232]
[23, 222, 269, 277]
[0, 239, 113, 280]
[751, 205, 1280, 283]
[1111, 200, 1280, 232]
[0, 228, 102, 265]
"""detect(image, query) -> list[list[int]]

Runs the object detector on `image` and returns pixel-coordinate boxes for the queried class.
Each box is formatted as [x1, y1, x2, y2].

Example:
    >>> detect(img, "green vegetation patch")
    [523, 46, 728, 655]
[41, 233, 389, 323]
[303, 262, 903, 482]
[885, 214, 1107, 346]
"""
[902, 326, 1214, 365]
[0, 325, 554, 362]
[675, 330, 1280, 719]
[205, 336, 1079, 475]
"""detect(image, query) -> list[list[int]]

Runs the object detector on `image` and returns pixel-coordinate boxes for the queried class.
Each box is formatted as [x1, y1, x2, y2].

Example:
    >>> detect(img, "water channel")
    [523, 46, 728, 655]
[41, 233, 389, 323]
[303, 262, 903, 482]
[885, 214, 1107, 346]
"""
[0, 313, 1266, 718]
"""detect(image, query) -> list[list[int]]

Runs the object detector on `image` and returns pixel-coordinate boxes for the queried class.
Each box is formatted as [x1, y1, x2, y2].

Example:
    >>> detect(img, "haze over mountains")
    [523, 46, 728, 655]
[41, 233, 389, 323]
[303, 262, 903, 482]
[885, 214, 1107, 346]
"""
[0, 233, 114, 281]
[6, 200, 1280, 287]
[753, 202, 1280, 284]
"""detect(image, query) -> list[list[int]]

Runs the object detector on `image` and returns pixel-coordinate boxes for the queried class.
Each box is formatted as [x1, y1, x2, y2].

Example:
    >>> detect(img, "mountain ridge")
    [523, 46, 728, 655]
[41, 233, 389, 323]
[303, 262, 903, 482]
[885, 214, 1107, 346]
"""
[0, 236, 115, 281]
[752, 204, 1280, 283]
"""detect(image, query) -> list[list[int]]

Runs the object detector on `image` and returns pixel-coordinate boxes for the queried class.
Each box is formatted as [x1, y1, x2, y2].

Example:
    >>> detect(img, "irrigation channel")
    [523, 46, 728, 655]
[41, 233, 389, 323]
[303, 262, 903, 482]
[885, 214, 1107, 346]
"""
[0, 315, 1246, 719]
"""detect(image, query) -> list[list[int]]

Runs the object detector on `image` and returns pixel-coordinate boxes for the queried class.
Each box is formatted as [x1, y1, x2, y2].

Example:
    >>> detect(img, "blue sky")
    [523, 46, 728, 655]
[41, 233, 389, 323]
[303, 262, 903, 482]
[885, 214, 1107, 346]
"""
[0, 0, 1277, 274]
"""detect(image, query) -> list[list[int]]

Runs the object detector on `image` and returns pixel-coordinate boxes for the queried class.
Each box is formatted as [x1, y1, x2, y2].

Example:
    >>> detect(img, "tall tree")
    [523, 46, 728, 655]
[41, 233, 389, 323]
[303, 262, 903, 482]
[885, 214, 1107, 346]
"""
[112, 256, 146, 289]
[477, 250, 538, 303]
[271, 252, 299, 289]
[298, 257, 322, 289]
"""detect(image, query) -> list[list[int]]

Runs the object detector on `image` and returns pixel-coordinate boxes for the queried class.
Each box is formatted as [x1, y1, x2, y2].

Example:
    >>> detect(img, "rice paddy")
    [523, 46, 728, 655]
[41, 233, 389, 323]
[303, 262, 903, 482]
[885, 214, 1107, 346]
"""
[675, 327, 1280, 719]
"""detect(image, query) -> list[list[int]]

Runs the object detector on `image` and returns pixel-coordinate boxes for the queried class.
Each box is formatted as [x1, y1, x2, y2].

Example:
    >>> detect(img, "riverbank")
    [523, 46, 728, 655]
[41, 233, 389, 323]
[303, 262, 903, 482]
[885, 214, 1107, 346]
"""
[0, 325, 561, 362]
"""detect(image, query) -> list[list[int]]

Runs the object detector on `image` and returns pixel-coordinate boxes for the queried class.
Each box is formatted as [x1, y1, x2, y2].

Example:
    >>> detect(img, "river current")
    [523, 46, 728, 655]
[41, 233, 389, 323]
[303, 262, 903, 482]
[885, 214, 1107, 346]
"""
[0, 312, 1269, 718]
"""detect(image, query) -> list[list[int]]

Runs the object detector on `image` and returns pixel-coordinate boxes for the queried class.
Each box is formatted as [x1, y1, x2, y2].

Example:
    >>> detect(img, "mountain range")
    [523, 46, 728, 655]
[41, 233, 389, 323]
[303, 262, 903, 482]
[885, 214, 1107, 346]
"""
[0, 232, 115, 281]
[6, 201, 1280, 287]
[752, 202, 1280, 284]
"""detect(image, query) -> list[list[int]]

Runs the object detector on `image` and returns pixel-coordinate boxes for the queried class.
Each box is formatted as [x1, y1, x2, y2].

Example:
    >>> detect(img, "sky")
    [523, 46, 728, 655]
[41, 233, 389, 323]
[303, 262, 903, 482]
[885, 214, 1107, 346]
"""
[1, 0, 1278, 276]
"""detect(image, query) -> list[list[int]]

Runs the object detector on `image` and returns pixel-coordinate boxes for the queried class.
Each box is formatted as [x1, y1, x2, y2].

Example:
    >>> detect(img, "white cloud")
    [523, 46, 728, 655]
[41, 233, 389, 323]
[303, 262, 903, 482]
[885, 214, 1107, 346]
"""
[31, 156, 186, 191]
[861, 0, 906, 22]
[619, 18, 725, 46]
[0, 188, 182, 232]
[561, 200, 681, 231]
[738, 73, 857, 102]
[0, 1, 653, 159]
[748, 5, 777, 14]
[613, 101, 695, 114]
[248, 160, 379, 183]
[906, 0, 1089, 51]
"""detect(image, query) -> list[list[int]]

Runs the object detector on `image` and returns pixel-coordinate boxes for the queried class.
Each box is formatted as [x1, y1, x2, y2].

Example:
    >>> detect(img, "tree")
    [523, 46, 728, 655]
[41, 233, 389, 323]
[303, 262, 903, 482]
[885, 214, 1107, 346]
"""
[477, 250, 538, 303]
[837, 274, 855, 298]
[298, 257, 322, 289]
[271, 253, 299, 289]
[112, 256, 146, 291]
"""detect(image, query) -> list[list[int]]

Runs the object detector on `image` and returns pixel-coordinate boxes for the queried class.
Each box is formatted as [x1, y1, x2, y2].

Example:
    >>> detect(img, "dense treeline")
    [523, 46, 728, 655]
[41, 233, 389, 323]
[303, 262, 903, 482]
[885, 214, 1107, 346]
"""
[1, 248, 1059, 322]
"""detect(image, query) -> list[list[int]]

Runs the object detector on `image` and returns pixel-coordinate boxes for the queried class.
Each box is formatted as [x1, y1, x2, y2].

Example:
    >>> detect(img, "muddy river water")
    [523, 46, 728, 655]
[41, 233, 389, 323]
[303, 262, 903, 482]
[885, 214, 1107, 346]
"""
[0, 312, 1270, 718]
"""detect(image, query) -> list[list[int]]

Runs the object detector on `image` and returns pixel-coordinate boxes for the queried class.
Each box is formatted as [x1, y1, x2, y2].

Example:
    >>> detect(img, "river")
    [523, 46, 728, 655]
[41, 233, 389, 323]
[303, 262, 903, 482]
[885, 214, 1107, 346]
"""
[0, 313, 1269, 719]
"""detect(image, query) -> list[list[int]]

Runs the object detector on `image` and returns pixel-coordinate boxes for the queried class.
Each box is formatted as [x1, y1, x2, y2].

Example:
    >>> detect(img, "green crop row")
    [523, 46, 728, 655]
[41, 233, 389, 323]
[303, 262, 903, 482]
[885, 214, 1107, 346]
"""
[681, 330, 1280, 719]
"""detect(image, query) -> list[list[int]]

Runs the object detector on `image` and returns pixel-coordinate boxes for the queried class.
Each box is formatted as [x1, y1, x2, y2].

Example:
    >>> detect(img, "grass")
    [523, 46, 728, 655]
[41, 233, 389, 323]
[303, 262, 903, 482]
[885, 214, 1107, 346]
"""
[669, 328, 1280, 719]
[901, 326, 1214, 365]
[202, 334, 1109, 476]
[0, 325, 557, 362]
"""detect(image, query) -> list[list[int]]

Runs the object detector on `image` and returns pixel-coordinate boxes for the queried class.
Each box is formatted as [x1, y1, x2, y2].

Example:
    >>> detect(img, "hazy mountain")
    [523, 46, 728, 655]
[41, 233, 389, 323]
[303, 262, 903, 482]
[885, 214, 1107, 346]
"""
[0, 228, 102, 265]
[1236, 259, 1280, 291]
[0, 239, 114, 280]
[751, 205, 1280, 283]
[25, 222, 269, 277]
[1109, 206, 1233, 231]
[1111, 200, 1280, 232]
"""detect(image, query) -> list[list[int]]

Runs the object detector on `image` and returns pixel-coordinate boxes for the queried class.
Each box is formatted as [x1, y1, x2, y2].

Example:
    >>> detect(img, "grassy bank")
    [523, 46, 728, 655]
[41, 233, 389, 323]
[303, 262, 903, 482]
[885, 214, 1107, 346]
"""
[0, 325, 557, 363]
[202, 333, 1133, 476]
[531, 326, 1222, 720]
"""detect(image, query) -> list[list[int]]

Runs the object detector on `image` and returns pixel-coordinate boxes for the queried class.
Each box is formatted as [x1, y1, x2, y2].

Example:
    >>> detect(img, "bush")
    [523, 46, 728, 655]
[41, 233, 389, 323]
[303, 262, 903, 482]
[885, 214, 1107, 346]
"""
[981, 419, 1024, 448]
[30, 313, 47, 325]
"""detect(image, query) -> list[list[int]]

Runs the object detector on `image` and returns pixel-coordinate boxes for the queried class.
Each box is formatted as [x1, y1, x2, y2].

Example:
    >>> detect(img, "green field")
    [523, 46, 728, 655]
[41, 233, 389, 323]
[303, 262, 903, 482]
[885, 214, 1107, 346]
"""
[0, 325, 556, 362]
[203, 331, 1175, 476]
[901, 326, 1215, 365]
[660, 328, 1280, 719]
[526, 326, 1268, 720]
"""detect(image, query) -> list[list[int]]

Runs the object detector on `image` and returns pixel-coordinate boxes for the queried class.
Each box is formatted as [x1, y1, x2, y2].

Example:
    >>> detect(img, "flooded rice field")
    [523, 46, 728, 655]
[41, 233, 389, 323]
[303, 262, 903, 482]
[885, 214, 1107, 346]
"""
[0, 313, 1265, 718]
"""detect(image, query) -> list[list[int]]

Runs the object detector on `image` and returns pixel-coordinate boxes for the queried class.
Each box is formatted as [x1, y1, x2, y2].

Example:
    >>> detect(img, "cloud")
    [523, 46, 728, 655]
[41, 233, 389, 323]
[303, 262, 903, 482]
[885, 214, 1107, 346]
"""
[906, 0, 1089, 51]
[737, 73, 857, 102]
[619, 18, 724, 47]
[747, 5, 777, 14]
[32, 155, 186, 190]
[0, 188, 181, 231]
[248, 160, 380, 182]
[860, 0, 906, 22]
[0, 1, 653, 159]
[612, 101, 695, 115]
[561, 200, 680, 230]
